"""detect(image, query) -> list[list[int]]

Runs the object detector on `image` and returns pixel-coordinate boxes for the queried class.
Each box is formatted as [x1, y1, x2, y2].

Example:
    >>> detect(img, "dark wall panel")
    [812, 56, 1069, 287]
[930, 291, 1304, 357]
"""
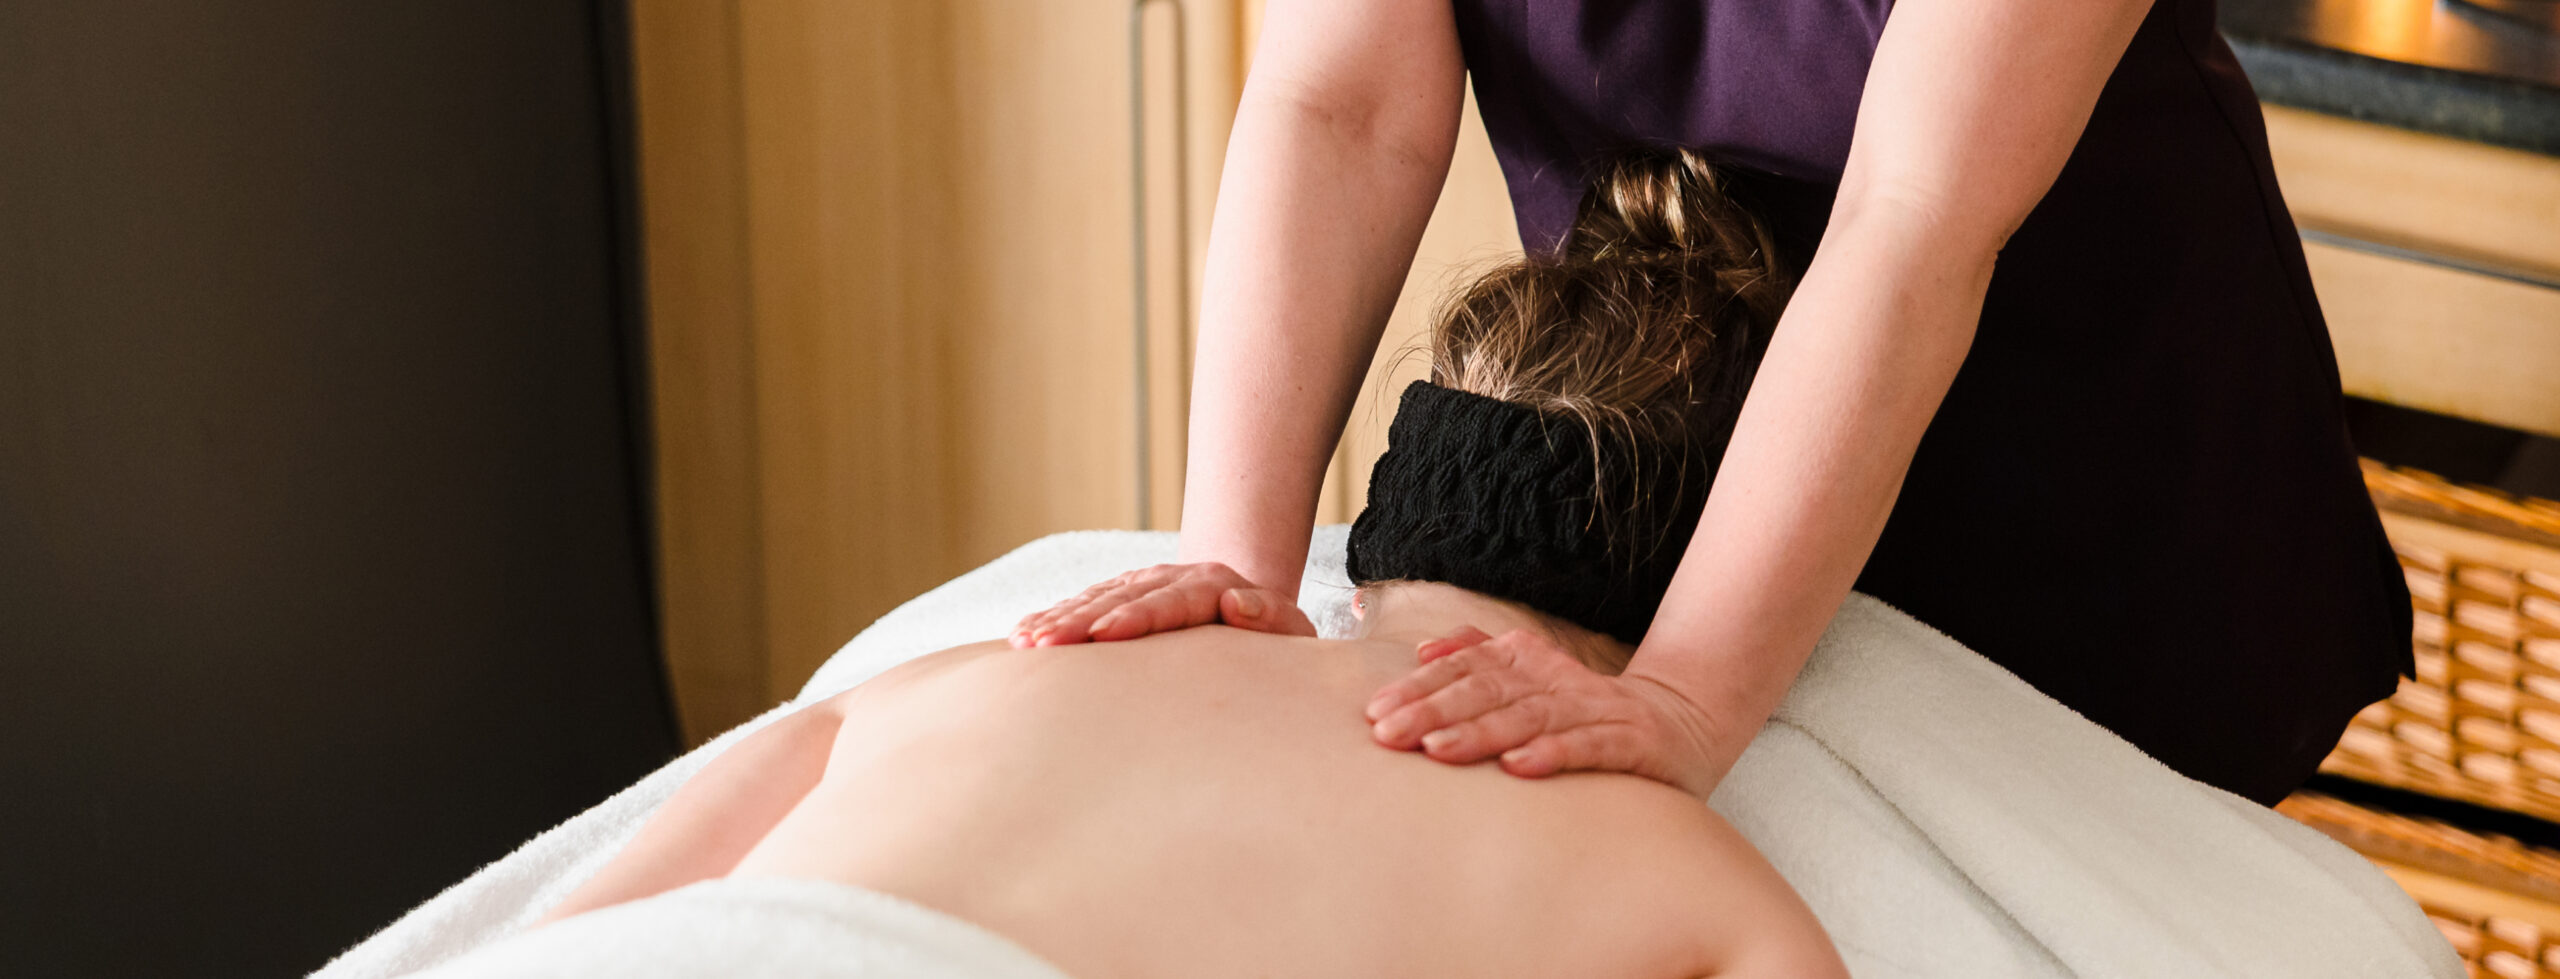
[0, 3, 678, 974]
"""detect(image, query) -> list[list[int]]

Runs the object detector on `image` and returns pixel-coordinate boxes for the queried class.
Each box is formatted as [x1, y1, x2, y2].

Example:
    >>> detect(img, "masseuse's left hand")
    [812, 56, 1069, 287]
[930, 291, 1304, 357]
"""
[1365, 629, 1726, 796]
[1010, 562, 1316, 648]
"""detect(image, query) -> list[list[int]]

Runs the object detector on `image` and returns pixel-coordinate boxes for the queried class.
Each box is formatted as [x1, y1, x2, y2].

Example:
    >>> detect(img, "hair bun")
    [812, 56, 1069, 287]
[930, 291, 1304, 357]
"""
[1566, 147, 1767, 269]
[1411, 146, 1793, 583]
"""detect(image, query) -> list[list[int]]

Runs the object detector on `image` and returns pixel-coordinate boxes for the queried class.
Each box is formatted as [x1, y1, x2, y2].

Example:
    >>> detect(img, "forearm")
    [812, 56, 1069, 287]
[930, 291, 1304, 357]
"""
[1625, 203, 1994, 777]
[1175, 42, 1460, 595]
[1623, 0, 2146, 779]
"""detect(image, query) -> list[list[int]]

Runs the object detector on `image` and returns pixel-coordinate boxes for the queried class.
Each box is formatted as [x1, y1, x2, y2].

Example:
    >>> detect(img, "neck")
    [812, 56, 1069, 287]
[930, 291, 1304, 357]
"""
[1359, 582, 1630, 674]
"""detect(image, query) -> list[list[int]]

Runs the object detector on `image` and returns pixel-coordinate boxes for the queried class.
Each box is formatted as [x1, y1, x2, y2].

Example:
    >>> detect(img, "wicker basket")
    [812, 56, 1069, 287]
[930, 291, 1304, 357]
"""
[2280, 793, 2560, 979]
[2320, 462, 2560, 826]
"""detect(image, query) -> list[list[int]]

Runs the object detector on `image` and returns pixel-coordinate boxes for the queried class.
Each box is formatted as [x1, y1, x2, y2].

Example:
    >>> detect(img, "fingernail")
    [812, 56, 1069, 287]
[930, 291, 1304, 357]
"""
[1364, 696, 1392, 722]
[1232, 590, 1263, 618]
[1501, 748, 1529, 765]
[1373, 719, 1406, 743]
[1090, 613, 1119, 633]
[1421, 730, 1456, 752]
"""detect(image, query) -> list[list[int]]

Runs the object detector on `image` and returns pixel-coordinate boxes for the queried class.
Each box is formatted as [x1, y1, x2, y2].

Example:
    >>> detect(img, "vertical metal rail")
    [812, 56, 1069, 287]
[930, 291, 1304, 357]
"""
[1129, 0, 1188, 530]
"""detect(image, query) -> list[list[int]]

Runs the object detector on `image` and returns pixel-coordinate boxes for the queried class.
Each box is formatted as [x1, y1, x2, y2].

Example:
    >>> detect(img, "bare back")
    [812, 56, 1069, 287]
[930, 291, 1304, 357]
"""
[730, 628, 1843, 979]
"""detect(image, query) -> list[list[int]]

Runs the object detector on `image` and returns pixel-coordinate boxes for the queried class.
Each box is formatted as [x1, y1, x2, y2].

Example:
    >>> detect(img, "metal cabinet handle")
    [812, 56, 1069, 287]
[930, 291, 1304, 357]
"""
[1130, 0, 1189, 530]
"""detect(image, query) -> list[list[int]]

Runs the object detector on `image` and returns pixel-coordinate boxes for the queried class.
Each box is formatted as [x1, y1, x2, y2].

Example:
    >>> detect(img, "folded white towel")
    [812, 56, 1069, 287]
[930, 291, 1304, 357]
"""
[1743, 596, 2459, 978]
[314, 529, 2461, 979]
[399, 876, 1070, 979]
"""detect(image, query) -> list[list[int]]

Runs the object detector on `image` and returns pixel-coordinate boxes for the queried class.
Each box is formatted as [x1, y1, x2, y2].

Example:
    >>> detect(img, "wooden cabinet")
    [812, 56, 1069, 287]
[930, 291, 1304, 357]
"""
[2262, 105, 2560, 439]
[630, 0, 1242, 741]
[629, 0, 1526, 742]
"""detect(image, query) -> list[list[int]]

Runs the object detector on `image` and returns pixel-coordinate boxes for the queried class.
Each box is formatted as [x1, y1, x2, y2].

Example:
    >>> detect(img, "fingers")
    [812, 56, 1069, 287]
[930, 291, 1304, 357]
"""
[1355, 629, 1505, 747]
[1364, 628, 1550, 722]
[1010, 573, 1142, 647]
[1363, 643, 1492, 723]
[1371, 668, 1526, 749]
[1498, 723, 1644, 779]
[1039, 574, 1180, 645]
[1011, 564, 1189, 646]
[1412, 694, 1572, 764]
[1008, 563, 1276, 647]
[1413, 626, 1492, 665]
[1367, 634, 1555, 747]
[1360, 629, 1666, 778]
[1087, 573, 1231, 641]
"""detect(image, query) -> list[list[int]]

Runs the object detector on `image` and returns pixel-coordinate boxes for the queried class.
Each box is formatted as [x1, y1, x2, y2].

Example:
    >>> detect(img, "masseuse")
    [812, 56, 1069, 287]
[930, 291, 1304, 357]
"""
[1016, 0, 2411, 806]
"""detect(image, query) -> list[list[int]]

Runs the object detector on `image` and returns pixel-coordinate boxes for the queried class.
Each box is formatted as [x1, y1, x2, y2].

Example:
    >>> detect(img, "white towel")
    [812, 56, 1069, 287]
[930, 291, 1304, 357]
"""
[314, 529, 2460, 979]
[1730, 598, 2458, 978]
[399, 876, 1070, 979]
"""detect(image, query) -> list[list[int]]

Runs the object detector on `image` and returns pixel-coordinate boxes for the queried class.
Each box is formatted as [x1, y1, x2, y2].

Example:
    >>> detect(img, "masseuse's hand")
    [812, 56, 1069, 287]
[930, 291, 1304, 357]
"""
[1366, 629, 1725, 796]
[1009, 562, 1316, 648]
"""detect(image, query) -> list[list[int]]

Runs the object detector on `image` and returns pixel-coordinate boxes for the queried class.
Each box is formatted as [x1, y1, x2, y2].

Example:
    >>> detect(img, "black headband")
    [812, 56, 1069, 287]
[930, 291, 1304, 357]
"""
[1344, 381, 1710, 646]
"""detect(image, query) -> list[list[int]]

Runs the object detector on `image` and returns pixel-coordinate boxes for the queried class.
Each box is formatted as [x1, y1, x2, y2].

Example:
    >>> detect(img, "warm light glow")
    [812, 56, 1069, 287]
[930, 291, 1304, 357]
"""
[2300, 0, 2525, 75]
[2323, 0, 2436, 54]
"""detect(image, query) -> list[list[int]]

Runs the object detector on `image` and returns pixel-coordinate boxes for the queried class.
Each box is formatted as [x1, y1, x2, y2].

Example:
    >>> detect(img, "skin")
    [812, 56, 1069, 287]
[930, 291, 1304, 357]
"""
[542, 584, 1848, 979]
[1015, 0, 2157, 797]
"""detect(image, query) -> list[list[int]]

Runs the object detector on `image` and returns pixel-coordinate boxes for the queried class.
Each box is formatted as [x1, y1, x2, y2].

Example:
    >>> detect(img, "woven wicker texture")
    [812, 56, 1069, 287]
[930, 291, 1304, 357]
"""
[2323, 463, 2560, 825]
[2429, 905, 2560, 979]
[2279, 793, 2560, 895]
[2363, 462, 2560, 545]
[2278, 793, 2560, 979]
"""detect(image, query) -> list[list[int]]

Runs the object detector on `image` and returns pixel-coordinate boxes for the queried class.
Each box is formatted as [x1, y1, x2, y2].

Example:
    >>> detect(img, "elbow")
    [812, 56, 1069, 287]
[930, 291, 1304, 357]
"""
[1827, 175, 2016, 279]
[1238, 70, 1461, 178]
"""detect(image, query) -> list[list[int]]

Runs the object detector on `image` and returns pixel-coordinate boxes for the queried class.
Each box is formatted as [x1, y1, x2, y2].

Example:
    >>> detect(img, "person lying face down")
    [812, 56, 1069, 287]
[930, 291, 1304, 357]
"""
[521, 149, 1831, 979]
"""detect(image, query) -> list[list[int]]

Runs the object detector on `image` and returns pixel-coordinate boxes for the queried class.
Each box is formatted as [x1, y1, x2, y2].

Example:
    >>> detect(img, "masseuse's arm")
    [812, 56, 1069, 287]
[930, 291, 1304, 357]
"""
[1367, 0, 2158, 794]
[1011, 0, 1463, 646]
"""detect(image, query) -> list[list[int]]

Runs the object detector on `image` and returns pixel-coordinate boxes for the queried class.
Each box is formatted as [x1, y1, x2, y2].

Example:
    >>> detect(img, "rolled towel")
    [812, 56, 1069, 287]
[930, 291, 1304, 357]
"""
[401, 876, 1070, 979]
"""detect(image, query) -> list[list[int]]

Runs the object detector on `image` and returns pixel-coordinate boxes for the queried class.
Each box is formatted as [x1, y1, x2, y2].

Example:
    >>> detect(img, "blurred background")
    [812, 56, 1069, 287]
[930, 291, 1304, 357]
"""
[3, 0, 2556, 975]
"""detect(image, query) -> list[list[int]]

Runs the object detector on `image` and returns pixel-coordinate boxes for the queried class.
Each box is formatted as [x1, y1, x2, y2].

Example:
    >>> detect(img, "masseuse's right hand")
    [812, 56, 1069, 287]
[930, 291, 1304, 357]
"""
[1009, 562, 1316, 648]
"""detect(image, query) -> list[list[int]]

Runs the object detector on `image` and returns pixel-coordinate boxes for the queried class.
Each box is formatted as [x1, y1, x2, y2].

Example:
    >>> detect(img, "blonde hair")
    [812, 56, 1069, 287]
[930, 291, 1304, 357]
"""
[1426, 147, 1793, 548]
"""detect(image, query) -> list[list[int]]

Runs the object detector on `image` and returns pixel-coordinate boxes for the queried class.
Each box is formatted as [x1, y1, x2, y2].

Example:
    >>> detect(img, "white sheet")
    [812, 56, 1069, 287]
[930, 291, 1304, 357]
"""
[314, 528, 2460, 979]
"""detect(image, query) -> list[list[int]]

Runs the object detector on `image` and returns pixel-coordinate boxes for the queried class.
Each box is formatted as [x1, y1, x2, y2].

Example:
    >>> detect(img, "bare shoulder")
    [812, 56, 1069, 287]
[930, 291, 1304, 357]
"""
[1546, 781, 1847, 979]
[1654, 801, 1849, 979]
[816, 638, 1022, 709]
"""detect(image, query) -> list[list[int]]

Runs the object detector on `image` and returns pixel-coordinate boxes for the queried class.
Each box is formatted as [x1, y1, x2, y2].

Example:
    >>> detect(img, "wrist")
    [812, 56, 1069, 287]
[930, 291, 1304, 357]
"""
[1173, 534, 1306, 600]
[1620, 664, 1749, 793]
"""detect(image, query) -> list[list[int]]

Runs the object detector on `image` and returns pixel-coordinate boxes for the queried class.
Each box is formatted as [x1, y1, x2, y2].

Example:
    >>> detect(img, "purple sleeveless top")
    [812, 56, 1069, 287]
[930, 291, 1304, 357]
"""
[1452, 0, 2411, 804]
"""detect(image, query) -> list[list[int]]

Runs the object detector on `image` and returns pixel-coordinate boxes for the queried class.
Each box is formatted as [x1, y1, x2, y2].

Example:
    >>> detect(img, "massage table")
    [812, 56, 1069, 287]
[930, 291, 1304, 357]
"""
[313, 529, 2463, 978]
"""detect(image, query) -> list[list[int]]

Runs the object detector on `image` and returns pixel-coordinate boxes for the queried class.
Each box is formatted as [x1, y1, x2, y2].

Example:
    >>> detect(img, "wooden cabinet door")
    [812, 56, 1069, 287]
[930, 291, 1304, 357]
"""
[634, 0, 1529, 737]
[2262, 105, 2560, 440]
[632, 0, 1244, 740]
